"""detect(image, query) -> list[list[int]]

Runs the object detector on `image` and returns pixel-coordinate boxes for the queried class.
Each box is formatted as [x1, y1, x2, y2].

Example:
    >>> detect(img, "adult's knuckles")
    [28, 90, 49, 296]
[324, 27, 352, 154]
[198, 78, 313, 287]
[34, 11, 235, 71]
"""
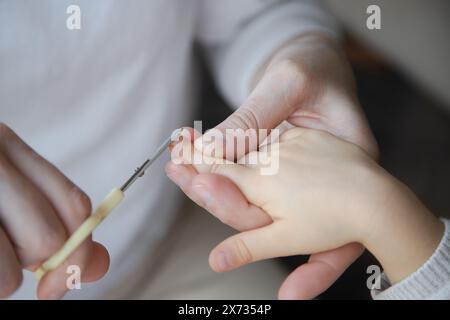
[68, 186, 92, 225]
[223, 106, 262, 132]
[0, 153, 11, 178]
[270, 58, 315, 90]
[269, 59, 306, 82]
[268, 59, 313, 103]
[0, 122, 14, 141]
[32, 226, 67, 260]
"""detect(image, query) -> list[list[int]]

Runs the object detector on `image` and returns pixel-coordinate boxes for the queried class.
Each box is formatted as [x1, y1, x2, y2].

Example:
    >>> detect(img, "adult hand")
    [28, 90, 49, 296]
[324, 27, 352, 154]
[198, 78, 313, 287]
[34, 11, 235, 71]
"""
[166, 34, 378, 299]
[0, 123, 109, 299]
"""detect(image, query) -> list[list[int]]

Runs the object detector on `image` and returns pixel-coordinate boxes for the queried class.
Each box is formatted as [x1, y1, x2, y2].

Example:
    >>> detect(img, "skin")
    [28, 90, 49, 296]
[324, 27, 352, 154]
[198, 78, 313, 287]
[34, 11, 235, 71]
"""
[0, 33, 379, 299]
[170, 127, 444, 293]
[166, 33, 379, 299]
[0, 123, 109, 299]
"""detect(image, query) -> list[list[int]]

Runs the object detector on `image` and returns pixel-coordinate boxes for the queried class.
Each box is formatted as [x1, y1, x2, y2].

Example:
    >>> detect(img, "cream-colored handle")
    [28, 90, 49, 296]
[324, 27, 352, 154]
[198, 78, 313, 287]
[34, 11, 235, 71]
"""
[35, 188, 124, 280]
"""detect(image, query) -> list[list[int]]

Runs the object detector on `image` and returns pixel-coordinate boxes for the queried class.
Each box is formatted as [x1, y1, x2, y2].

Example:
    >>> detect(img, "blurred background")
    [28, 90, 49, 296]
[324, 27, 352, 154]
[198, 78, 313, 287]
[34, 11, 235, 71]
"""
[196, 0, 450, 299]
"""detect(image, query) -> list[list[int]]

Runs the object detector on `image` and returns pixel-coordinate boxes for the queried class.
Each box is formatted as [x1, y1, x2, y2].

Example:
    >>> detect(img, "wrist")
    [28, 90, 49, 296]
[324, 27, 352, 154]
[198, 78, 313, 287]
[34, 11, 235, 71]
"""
[361, 173, 444, 283]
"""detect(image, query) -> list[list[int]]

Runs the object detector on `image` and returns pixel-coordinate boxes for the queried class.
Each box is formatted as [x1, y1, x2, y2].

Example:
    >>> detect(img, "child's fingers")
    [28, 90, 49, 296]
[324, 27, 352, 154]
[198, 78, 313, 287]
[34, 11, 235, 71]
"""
[172, 138, 262, 204]
[190, 173, 272, 231]
[208, 223, 286, 272]
[195, 159, 260, 203]
[166, 161, 272, 231]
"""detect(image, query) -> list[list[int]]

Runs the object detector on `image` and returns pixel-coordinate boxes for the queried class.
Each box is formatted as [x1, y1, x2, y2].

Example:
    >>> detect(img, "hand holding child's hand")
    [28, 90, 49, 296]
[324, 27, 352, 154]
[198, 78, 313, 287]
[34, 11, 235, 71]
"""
[167, 34, 378, 299]
[177, 128, 380, 269]
[172, 127, 443, 287]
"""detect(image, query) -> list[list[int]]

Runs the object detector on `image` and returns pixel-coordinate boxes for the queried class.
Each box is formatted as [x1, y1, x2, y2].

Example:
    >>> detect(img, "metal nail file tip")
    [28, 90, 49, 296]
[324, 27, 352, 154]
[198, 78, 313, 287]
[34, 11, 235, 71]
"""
[120, 128, 183, 192]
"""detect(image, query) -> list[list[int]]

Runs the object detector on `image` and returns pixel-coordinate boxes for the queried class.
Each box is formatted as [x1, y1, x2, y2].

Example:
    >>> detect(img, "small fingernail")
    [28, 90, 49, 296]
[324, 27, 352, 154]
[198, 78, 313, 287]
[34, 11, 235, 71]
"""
[215, 251, 229, 271]
[191, 184, 214, 208]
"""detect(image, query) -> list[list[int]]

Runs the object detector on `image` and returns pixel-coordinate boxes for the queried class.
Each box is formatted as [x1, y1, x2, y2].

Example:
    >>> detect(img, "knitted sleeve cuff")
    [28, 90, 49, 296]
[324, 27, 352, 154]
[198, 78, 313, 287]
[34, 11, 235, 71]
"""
[371, 218, 450, 300]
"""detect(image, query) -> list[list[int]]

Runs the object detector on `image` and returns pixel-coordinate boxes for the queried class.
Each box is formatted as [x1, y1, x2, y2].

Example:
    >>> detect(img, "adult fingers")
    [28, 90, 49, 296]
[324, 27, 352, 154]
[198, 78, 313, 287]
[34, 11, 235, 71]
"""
[0, 227, 22, 298]
[196, 61, 307, 161]
[278, 243, 364, 300]
[0, 124, 92, 231]
[0, 124, 108, 299]
[0, 154, 67, 267]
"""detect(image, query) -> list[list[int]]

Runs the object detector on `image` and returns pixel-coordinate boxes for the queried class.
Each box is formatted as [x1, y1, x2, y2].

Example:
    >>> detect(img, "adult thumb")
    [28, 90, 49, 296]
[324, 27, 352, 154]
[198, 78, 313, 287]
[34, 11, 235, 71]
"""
[196, 63, 305, 160]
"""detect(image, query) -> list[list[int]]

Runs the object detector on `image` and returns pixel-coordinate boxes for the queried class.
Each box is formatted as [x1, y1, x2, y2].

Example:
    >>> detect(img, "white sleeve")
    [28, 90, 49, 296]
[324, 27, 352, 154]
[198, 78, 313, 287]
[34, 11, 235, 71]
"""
[196, 0, 340, 108]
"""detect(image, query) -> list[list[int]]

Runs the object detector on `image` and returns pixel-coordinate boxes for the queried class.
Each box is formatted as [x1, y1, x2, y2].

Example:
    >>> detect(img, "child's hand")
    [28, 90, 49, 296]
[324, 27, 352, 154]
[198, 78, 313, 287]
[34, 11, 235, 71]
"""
[172, 128, 443, 285]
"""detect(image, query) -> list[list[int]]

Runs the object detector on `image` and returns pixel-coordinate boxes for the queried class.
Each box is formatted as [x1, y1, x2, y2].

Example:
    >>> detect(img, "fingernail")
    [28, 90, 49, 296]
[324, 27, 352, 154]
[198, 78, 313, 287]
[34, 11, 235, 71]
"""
[215, 251, 229, 271]
[191, 184, 214, 208]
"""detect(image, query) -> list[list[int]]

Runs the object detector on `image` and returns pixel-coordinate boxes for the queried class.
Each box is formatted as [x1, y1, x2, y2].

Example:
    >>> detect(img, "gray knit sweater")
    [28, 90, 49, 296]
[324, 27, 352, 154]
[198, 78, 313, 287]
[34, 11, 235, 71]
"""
[371, 218, 450, 299]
